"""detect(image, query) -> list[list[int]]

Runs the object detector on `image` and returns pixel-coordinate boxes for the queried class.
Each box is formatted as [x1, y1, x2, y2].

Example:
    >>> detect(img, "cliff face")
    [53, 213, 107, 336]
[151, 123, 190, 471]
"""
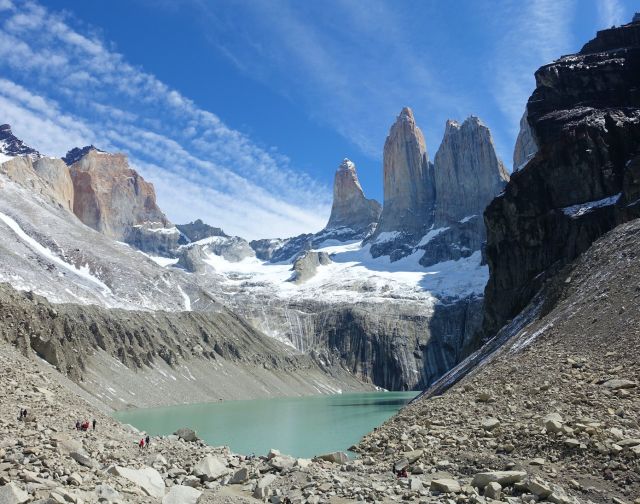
[1, 156, 74, 212]
[433, 117, 509, 226]
[483, 17, 640, 338]
[373, 107, 434, 239]
[512, 110, 538, 171]
[325, 159, 381, 234]
[68, 148, 176, 253]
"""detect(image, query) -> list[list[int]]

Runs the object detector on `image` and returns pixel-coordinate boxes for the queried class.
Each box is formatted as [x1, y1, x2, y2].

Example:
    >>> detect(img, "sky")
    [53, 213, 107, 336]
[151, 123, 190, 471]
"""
[0, 0, 636, 239]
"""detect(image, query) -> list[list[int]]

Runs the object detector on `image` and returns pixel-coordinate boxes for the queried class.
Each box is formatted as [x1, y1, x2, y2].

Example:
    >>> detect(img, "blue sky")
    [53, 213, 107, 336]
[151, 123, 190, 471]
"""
[0, 0, 636, 238]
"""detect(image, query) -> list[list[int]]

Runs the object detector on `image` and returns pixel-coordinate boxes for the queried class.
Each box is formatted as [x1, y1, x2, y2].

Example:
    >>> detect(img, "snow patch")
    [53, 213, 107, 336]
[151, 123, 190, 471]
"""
[373, 231, 401, 244]
[459, 215, 477, 223]
[416, 227, 449, 247]
[177, 285, 192, 311]
[561, 193, 621, 218]
[0, 211, 112, 295]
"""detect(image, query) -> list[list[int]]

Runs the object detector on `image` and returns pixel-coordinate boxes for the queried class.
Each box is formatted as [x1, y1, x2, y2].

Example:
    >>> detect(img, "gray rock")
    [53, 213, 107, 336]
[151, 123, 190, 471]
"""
[107, 466, 165, 498]
[95, 484, 120, 502]
[430, 479, 461, 493]
[484, 481, 502, 500]
[69, 451, 95, 468]
[602, 379, 637, 390]
[471, 471, 527, 488]
[162, 485, 202, 504]
[174, 428, 199, 442]
[288, 251, 331, 284]
[316, 451, 349, 464]
[193, 455, 230, 481]
[481, 418, 501, 431]
[0, 482, 29, 504]
[229, 467, 249, 484]
[528, 479, 553, 498]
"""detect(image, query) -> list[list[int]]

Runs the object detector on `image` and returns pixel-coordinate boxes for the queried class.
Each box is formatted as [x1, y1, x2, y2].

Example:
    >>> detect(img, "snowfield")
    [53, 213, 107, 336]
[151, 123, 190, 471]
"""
[199, 237, 487, 303]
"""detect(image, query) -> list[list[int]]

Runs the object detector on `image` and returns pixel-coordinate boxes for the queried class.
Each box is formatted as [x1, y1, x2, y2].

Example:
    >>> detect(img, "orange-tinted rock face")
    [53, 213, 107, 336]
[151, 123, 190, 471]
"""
[68, 149, 169, 240]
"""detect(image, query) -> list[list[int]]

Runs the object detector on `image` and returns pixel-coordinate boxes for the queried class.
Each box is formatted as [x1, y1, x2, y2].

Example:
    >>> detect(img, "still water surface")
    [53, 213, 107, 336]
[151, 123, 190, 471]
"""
[114, 391, 417, 458]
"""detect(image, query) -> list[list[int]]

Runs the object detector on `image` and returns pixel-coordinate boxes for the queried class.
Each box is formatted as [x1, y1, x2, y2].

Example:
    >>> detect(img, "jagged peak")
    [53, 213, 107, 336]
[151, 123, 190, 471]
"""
[633, 12, 640, 23]
[337, 158, 355, 172]
[398, 107, 415, 122]
[62, 145, 106, 166]
[0, 123, 41, 159]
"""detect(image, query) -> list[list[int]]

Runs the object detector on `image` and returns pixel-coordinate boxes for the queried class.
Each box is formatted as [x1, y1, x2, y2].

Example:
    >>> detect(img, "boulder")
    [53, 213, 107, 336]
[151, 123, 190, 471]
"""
[481, 418, 501, 431]
[602, 379, 637, 390]
[485, 482, 502, 500]
[229, 468, 249, 484]
[95, 484, 120, 502]
[193, 455, 230, 481]
[430, 479, 461, 493]
[270, 455, 296, 471]
[471, 471, 527, 488]
[316, 451, 349, 464]
[528, 479, 553, 498]
[162, 485, 202, 504]
[0, 482, 29, 504]
[107, 466, 165, 498]
[174, 428, 198, 442]
[253, 474, 277, 499]
[69, 450, 95, 468]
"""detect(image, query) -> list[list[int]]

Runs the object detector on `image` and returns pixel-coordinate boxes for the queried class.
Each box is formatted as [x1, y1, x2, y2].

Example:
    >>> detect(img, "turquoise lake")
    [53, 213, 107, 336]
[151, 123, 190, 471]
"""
[114, 391, 417, 458]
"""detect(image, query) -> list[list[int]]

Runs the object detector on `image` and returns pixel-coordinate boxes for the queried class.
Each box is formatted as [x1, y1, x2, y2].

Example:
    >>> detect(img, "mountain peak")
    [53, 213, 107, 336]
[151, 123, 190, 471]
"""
[62, 145, 105, 166]
[0, 123, 41, 160]
[337, 158, 355, 172]
[398, 107, 415, 122]
[373, 106, 433, 239]
[326, 159, 381, 233]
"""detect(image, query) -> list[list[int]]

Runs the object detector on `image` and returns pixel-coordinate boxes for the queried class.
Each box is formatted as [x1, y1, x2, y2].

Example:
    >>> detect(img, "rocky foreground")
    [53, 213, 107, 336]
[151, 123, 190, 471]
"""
[1, 221, 639, 504]
[0, 221, 640, 504]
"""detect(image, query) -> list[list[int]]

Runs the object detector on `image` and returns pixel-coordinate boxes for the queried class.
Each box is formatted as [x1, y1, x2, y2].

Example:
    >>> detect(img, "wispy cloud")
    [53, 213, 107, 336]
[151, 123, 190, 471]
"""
[0, 0, 330, 239]
[192, 0, 472, 159]
[487, 0, 576, 165]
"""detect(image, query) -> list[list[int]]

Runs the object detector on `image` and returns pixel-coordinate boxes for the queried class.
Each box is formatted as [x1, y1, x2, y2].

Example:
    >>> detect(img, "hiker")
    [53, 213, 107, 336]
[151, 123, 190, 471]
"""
[92, 419, 97, 431]
[82, 421, 89, 431]
[75, 420, 81, 431]
[139, 438, 145, 450]
[145, 435, 150, 447]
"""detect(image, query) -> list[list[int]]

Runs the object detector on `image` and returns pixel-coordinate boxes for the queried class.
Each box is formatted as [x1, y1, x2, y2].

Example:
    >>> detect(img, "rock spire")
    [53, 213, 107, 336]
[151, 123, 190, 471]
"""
[373, 107, 435, 237]
[433, 116, 509, 226]
[325, 159, 381, 232]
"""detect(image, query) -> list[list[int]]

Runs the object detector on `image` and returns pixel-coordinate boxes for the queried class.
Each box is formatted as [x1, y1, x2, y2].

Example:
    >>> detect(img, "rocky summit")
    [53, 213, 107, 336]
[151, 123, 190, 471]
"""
[433, 116, 508, 227]
[325, 159, 381, 236]
[373, 107, 435, 240]
[0, 124, 40, 160]
[68, 147, 179, 254]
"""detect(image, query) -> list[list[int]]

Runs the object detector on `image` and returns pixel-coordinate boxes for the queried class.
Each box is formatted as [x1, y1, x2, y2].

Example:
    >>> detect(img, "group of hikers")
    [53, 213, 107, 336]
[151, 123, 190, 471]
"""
[17, 408, 28, 421]
[138, 435, 151, 449]
[75, 419, 97, 431]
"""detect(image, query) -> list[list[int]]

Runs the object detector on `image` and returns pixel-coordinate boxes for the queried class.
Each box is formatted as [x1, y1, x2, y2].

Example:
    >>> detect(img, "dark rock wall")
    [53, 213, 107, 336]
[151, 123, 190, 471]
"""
[483, 19, 640, 338]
